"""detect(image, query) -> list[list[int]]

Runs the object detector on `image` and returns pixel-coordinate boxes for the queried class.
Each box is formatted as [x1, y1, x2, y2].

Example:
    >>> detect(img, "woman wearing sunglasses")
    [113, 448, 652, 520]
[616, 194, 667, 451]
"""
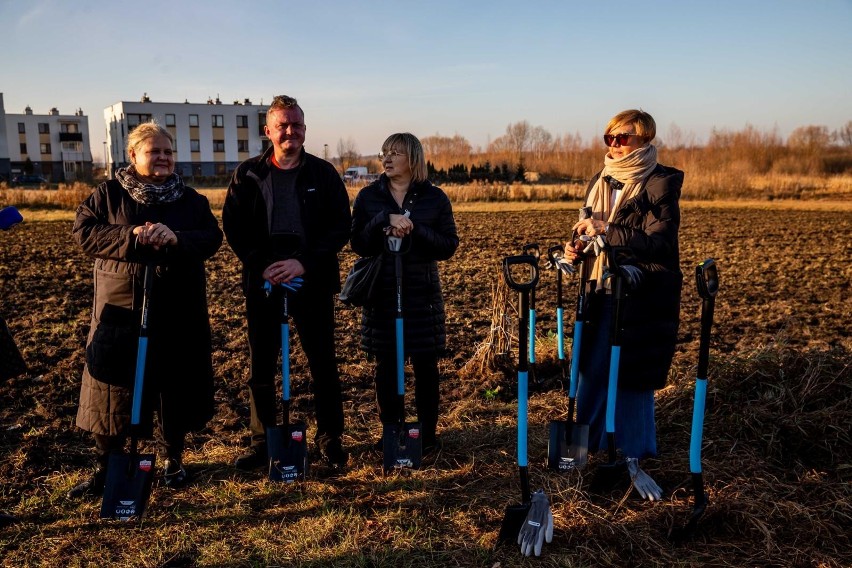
[564, 109, 683, 500]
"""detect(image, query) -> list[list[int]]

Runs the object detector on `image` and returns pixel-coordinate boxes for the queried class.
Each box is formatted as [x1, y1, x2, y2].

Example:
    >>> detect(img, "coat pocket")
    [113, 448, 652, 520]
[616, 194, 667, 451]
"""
[86, 303, 139, 386]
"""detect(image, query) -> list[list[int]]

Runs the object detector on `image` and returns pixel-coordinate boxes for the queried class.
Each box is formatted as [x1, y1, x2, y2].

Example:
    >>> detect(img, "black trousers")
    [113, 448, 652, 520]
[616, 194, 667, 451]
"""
[245, 286, 344, 448]
[374, 352, 439, 444]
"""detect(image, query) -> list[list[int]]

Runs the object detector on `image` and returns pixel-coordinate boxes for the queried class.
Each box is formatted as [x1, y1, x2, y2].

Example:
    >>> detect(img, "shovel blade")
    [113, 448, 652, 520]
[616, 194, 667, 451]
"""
[497, 502, 531, 545]
[267, 422, 309, 482]
[590, 460, 628, 494]
[547, 420, 589, 471]
[382, 421, 422, 472]
[100, 451, 155, 521]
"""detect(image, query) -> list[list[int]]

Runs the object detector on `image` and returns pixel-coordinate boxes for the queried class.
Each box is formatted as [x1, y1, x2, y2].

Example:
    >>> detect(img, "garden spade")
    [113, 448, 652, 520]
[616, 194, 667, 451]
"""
[100, 264, 156, 522]
[670, 258, 719, 541]
[522, 243, 541, 384]
[383, 235, 422, 473]
[547, 245, 589, 471]
[265, 281, 309, 483]
[497, 254, 540, 544]
[589, 251, 630, 493]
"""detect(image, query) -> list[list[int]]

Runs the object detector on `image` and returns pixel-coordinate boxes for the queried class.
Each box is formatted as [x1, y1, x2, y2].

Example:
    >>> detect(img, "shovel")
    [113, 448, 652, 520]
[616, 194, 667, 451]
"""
[100, 264, 156, 522]
[383, 235, 422, 473]
[589, 250, 630, 493]
[670, 258, 719, 540]
[547, 245, 589, 471]
[497, 253, 540, 544]
[522, 243, 541, 385]
[265, 281, 309, 483]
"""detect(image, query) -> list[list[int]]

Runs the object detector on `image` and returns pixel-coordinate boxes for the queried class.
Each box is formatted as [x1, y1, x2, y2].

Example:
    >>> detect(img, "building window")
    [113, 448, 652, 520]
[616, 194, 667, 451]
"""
[20, 143, 27, 154]
[236, 115, 248, 128]
[127, 113, 151, 129]
[18, 123, 25, 134]
[189, 114, 199, 127]
[38, 123, 50, 134]
[190, 139, 200, 152]
[40, 143, 52, 154]
[212, 115, 224, 128]
[60, 123, 79, 133]
[165, 114, 176, 126]
[62, 141, 81, 152]
[212, 140, 225, 152]
[237, 139, 249, 152]
[216, 163, 227, 175]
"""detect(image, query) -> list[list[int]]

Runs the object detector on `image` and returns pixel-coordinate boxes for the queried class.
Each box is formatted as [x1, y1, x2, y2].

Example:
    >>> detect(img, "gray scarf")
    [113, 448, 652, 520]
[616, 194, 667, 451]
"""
[116, 165, 185, 205]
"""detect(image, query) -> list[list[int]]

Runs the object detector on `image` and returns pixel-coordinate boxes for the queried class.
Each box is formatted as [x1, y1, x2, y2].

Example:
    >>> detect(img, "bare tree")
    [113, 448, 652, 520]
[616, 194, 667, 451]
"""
[336, 137, 359, 172]
[787, 125, 831, 150]
[836, 120, 852, 147]
[505, 120, 532, 161]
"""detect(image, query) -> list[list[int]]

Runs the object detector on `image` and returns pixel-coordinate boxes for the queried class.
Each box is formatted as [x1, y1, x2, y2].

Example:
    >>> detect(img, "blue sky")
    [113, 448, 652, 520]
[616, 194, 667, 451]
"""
[2, 0, 850, 159]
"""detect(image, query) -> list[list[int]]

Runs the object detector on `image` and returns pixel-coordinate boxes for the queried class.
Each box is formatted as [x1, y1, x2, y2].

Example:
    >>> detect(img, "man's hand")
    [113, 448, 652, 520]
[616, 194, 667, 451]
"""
[263, 258, 305, 285]
[518, 490, 554, 557]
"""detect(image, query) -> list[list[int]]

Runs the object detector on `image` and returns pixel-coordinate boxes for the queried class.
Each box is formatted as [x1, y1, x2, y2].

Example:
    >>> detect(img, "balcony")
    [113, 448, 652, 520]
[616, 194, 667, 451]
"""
[59, 132, 84, 142]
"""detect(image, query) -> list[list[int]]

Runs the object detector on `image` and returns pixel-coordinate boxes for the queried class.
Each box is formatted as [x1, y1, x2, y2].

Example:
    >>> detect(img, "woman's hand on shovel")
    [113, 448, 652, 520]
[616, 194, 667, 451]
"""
[518, 490, 554, 557]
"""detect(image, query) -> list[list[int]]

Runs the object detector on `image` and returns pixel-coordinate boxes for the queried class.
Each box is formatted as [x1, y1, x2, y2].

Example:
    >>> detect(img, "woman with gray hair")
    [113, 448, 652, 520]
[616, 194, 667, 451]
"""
[68, 121, 222, 497]
[350, 132, 459, 456]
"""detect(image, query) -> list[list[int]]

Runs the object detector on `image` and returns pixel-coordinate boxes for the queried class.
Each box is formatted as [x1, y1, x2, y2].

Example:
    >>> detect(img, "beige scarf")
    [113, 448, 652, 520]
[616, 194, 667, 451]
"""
[585, 144, 658, 291]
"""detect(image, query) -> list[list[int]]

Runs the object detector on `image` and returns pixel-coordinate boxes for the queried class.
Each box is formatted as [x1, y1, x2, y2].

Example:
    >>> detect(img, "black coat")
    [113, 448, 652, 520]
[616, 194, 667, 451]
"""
[72, 179, 222, 436]
[351, 176, 459, 356]
[222, 147, 351, 296]
[589, 163, 684, 390]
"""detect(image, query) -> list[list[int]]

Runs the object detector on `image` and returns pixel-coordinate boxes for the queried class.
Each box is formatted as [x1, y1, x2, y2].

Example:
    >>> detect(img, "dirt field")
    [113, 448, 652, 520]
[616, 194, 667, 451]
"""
[1, 204, 850, 567]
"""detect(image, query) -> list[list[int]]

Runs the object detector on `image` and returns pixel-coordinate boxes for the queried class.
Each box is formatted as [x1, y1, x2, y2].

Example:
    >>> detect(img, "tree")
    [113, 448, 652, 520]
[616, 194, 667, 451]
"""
[505, 120, 532, 161]
[835, 120, 852, 147]
[336, 137, 359, 172]
[787, 125, 831, 150]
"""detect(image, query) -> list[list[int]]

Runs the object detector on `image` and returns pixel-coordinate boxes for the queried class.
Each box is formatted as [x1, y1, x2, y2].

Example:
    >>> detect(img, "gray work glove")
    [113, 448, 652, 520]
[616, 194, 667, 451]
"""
[579, 234, 606, 257]
[627, 458, 662, 501]
[546, 257, 576, 275]
[620, 264, 644, 289]
[518, 490, 554, 557]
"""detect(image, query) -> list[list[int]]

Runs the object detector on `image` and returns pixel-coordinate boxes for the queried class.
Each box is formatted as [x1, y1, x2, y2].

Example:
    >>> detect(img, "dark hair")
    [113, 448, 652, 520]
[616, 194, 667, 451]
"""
[267, 95, 304, 120]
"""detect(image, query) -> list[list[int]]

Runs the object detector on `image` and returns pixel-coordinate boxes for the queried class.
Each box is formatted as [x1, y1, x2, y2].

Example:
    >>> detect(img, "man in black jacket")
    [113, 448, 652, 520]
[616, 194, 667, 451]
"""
[223, 95, 351, 469]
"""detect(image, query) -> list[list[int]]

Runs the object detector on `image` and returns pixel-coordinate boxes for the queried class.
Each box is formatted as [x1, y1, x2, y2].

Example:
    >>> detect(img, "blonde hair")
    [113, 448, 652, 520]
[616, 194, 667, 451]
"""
[126, 120, 174, 156]
[606, 109, 656, 143]
[382, 132, 427, 183]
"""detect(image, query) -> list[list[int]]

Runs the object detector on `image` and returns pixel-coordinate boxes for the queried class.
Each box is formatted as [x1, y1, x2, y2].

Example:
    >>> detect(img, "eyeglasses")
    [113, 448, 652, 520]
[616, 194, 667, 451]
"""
[378, 150, 405, 160]
[603, 133, 642, 147]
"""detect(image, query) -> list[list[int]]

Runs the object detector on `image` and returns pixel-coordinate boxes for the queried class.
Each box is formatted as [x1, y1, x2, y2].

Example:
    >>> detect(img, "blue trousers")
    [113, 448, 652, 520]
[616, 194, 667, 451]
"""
[574, 295, 657, 459]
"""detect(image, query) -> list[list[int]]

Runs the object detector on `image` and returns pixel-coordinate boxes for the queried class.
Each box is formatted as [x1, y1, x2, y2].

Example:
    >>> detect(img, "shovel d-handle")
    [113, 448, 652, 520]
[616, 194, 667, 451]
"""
[502, 255, 539, 293]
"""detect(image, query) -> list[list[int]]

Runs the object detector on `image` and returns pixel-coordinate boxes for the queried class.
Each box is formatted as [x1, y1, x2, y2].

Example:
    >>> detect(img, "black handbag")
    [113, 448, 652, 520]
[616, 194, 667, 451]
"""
[339, 255, 383, 307]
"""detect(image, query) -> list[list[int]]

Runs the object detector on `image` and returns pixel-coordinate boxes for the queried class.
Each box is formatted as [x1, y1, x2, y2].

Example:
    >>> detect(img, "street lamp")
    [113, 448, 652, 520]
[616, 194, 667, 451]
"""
[324, 143, 329, 161]
[102, 141, 108, 178]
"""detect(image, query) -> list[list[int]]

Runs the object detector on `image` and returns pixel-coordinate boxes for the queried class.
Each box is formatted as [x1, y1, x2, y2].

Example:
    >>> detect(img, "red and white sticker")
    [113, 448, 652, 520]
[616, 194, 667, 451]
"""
[291, 431, 304, 442]
[408, 428, 420, 439]
[138, 459, 153, 472]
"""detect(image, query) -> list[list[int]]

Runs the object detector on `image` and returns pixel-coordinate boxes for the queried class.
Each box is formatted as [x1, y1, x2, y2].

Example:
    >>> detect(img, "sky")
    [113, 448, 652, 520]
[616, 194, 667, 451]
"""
[2, 0, 851, 161]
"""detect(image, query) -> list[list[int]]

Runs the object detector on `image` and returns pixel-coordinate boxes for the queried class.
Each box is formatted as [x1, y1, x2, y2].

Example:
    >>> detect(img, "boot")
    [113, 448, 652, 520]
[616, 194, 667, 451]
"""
[162, 458, 189, 489]
[67, 465, 107, 499]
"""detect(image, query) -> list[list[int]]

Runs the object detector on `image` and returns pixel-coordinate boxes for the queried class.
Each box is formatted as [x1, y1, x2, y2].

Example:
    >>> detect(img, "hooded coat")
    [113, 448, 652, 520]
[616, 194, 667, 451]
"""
[72, 179, 222, 436]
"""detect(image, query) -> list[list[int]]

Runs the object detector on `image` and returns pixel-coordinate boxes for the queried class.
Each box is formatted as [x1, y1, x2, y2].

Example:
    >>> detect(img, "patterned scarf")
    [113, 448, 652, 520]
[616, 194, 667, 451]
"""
[585, 144, 658, 291]
[116, 165, 185, 205]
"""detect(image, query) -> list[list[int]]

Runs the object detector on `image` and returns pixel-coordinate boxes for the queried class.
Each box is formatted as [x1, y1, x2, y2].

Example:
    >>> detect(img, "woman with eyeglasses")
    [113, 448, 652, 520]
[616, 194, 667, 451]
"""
[564, 109, 683, 500]
[349, 132, 459, 457]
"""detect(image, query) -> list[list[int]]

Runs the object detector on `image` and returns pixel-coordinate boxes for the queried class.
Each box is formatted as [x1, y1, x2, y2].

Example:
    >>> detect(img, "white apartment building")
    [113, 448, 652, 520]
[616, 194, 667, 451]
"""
[1, 92, 93, 182]
[105, 94, 269, 179]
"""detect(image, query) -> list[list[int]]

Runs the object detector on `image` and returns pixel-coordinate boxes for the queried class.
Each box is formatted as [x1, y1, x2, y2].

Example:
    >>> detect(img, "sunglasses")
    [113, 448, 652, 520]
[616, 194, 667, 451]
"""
[603, 133, 642, 147]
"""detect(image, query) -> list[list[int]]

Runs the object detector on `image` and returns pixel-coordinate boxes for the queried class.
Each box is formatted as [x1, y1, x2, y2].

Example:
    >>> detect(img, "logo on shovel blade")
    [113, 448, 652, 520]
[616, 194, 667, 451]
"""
[407, 428, 420, 439]
[291, 431, 304, 442]
[138, 460, 153, 472]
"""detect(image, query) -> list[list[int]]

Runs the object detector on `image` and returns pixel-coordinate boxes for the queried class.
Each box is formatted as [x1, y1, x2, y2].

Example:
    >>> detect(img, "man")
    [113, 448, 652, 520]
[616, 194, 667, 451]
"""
[223, 95, 351, 469]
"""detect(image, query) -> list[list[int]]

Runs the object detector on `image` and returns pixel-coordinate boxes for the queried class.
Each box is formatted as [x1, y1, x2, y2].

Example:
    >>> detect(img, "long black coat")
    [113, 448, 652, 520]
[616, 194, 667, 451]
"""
[72, 179, 222, 436]
[588, 164, 684, 390]
[350, 176, 459, 356]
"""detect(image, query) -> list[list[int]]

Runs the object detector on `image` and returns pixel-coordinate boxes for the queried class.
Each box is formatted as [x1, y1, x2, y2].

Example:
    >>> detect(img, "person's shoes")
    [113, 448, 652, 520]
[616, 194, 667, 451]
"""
[234, 446, 267, 471]
[162, 459, 189, 489]
[67, 466, 108, 499]
[320, 438, 349, 469]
